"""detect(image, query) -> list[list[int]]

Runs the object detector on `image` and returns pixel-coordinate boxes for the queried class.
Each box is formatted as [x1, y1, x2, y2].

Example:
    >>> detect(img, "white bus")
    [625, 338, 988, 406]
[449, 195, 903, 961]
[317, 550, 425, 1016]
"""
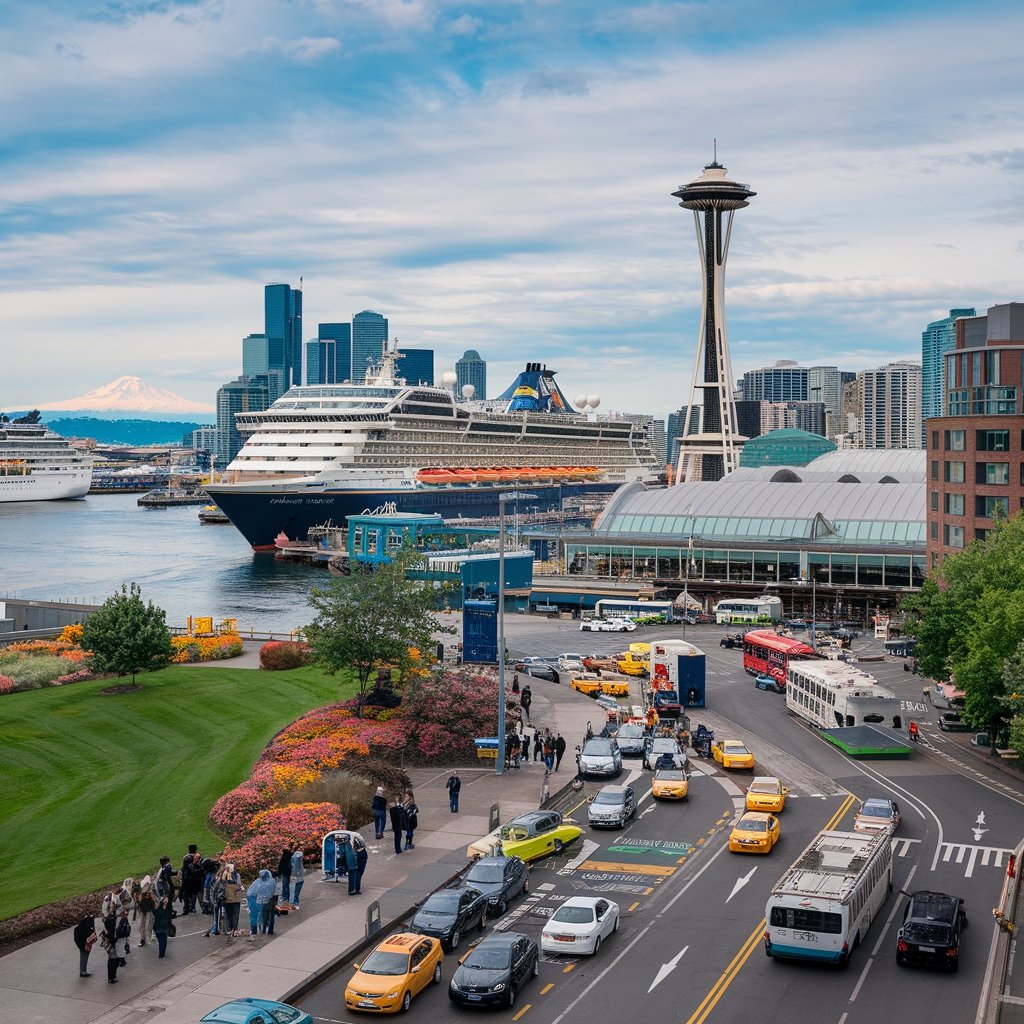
[786, 660, 903, 731]
[593, 599, 674, 622]
[764, 828, 893, 965]
[713, 595, 783, 625]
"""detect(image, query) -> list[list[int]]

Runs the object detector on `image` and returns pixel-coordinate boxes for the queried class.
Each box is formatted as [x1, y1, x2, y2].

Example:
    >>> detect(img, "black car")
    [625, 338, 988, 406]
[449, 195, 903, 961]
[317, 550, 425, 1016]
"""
[463, 856, 529, 916]
[410, 884, 488, 950]
[719, 634, 744, 649]
[449, 932, 540, 1008]
[896, 890, 967, 971]
[937, 712, 972, 733]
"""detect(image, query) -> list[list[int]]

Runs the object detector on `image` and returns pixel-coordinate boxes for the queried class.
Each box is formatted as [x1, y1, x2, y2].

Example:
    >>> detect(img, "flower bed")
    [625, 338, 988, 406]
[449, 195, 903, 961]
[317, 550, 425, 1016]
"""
[170, 633, 244, 664]
[0, 642, 95, 693]
[259, 640, 311, 670]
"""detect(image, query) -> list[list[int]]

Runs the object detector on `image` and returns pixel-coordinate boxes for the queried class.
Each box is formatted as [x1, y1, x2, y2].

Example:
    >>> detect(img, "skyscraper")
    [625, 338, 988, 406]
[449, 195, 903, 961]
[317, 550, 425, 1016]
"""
[216, 374, 271, 466]
[666, 406, 702, 467]
[741, 362, 808, 402]
[317, 322, 352, 383]
[807, 365, 856, 440]
[672, 158, 755, 482]
[241, 333, 283, 401]
[351, 310, 389, 383]
[305, 339, 338, 385]
[456, 349, 487, 399]
[860, 361, 923, 449]
[922, 308, 976, 437]
[264, 283, 303, 389]
[399, 347, 435, 385]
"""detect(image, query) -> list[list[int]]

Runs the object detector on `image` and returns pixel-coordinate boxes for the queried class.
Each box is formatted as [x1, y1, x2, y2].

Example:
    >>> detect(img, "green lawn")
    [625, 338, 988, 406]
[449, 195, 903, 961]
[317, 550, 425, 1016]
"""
[0, 664, 353, 921]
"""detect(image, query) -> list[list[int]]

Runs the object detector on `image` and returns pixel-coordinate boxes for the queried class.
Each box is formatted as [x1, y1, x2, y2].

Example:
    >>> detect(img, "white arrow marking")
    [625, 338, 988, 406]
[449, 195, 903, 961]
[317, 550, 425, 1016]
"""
[976, 811, 987, 826]
[639, 805, 657, 819]
[726, 866, 758, 904]
[972, 827, 989, 842]
[648, 945, 689, 993]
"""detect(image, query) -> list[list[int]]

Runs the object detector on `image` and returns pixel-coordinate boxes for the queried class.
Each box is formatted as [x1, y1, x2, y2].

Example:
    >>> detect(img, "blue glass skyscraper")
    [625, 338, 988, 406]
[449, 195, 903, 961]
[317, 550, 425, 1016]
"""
[351, 311, 389, 383]
[265, 283, 303, 389]
[922, 308, 975, 429]
[456, 349, 487, 398]
[314, 322, 352, 383]
[399, 348, 434, 385]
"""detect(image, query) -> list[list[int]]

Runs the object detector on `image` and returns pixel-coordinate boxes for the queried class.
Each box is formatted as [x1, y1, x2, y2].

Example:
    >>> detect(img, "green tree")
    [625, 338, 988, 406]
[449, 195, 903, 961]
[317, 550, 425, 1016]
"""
[82, 582, 174, 685]
[303, 548, 453, 715]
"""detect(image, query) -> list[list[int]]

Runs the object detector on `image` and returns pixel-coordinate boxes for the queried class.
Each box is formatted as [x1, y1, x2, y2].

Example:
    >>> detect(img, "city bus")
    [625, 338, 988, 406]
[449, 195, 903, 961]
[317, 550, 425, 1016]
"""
[764, 828, 893, 965]
[786, 660, 903, 731]
[742, 630, 817, 685]
[593, 599, 674, 622]
[713, 595, 783, 625]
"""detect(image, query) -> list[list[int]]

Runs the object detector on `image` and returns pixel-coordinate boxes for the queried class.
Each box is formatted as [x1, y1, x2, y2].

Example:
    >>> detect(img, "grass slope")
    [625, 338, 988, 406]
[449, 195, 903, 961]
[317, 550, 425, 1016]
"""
[0, 665, 352, 921]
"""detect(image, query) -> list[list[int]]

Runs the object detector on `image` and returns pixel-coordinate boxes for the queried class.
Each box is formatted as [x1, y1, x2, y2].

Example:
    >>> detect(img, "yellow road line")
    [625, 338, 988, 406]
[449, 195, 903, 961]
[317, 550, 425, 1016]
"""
[628, 901, 640, 912]
[540, 983, 554, 995]
[562, 963, 575, 973]
[577, 860, 677, 877]
[512, 1003, 532, 1020]
[684, 920, 765, 1024]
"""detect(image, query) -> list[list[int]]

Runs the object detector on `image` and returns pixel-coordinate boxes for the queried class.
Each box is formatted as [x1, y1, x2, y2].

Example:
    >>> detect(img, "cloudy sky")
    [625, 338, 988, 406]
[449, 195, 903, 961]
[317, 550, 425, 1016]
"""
[2, 0, 1022, 417]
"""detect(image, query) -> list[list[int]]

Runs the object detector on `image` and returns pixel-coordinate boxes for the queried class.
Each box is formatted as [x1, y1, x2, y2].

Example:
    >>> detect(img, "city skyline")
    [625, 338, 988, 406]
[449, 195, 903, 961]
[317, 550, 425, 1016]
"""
[2, 1, 1022, 413]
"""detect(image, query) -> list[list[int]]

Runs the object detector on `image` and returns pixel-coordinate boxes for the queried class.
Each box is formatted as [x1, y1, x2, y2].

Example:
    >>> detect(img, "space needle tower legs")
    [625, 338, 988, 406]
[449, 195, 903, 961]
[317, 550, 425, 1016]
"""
[672, 156, 755, 483]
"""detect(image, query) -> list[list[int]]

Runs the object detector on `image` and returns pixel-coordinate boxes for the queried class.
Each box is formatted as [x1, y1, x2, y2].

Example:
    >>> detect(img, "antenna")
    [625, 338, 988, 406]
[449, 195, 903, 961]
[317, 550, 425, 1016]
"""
[713, 138, 717, 163]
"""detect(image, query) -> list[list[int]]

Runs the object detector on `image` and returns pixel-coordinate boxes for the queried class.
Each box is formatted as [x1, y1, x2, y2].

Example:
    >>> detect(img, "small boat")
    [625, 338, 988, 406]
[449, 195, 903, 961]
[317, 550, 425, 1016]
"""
[416, 468, 460, 485]
[138, 486, 210, 507]
[198, 504, 230, 524]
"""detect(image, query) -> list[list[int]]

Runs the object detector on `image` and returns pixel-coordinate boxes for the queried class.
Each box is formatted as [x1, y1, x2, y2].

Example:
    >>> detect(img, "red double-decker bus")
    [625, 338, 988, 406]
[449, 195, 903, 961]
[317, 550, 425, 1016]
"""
[742, 629, 817, 685]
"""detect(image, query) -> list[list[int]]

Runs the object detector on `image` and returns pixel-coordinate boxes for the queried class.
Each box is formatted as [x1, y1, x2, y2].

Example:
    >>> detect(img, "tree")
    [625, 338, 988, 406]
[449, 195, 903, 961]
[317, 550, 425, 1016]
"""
[82, 582, 173, 685]
[303, 548, 454, 715]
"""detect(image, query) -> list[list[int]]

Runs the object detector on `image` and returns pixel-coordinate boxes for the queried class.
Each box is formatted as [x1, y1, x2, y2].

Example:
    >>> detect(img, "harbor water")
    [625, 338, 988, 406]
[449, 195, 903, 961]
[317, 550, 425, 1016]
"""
[0, 494, 324, 632]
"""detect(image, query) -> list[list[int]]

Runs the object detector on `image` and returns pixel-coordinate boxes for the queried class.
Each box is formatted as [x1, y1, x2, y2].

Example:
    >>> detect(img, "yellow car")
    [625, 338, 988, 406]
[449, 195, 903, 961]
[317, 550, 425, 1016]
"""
[728, 811, 780, 854]
[345, 932, 444, 1013]
[745, 776, 788, 813]
[467, 810, 582, 863]
[712, 739, 755, 770]
[651, 767, 689, 799]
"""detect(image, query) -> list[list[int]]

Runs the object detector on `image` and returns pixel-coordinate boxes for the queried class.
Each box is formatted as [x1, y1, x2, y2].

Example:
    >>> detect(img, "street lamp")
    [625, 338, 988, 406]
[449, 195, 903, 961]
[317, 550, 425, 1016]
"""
[496, 491, 537, 776]
[681, 509, 695, 637]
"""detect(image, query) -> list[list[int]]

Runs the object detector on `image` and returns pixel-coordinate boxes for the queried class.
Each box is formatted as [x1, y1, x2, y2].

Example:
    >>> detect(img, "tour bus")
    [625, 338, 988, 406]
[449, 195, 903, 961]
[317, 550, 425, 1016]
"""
[786, 660, 903, 731]
[764, 828, 893, 965]
[742, 629, 817, 685]
[594, 599, 674, 622]
[713, 595, 783, 625]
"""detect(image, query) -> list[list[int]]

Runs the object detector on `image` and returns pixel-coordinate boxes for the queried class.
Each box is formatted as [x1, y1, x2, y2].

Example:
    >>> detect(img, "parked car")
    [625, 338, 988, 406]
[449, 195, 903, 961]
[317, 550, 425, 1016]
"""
[711, 739, 755, 770]
[558, 653, 586, 675]
[853, 797, 901, 834]
[651, 767, 689, 799]
[467, 810, 581, 863]
[745, 776, 788, 814]
[897, 891, 967, 972]
[938, 712, 972, 732]
[754, 673, 784, 693]
[587, 785, 637, 829]
[614, 723, 647, 756]
[578, 737, 623, 777]
[513, 657, 558, 682]
[541, 896, 620, 956]
[462, 855, 529, 916]
[199, 999, 313, 1024]
[728, 811, 780, 854]
[719, 634, 745, 649]
[410, 885, 488, 950]
[448, 932, 539, 1008]
[344, 932, 444, 1014]
[643, 735, 686, 770]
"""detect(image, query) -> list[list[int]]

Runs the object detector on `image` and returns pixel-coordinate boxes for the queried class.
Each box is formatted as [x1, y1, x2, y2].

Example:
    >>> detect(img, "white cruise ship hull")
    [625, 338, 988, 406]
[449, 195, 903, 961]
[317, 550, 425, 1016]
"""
[0, 468, 91, 502]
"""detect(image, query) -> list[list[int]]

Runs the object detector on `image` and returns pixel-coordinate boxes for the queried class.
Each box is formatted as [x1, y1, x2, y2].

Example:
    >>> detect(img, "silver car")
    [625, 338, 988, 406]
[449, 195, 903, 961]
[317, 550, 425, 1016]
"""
[579, 737, 622, 778]
[588, 785, 637, 829]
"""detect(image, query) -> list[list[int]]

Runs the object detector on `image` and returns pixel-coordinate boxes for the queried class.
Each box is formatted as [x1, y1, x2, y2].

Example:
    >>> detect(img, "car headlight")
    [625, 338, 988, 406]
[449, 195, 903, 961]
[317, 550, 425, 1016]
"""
[386, 990, 400, 998]
[492, 982, 505, 992]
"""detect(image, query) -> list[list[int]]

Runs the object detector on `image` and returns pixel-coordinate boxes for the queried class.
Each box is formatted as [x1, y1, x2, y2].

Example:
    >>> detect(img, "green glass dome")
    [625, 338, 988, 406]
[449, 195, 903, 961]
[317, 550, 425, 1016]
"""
[739, 429, 836, 468]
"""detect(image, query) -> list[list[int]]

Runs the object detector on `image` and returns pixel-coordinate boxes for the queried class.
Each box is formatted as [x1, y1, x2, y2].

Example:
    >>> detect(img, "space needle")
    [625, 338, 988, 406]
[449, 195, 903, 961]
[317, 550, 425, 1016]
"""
[672, 153, 755, 483]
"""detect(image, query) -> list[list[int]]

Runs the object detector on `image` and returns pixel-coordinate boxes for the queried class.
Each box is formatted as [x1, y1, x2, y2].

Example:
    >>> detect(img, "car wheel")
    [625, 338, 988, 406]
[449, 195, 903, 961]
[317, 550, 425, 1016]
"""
[506, 984, 517, 1008]
[450, 929, 461, 950]
[949, 959, 959, 974]
[497, 899, 508, 916]
[553, 839, 564, 854]
[613, 913, 619, 933]
[522, 876, 529, 894]
[593, 936, 601, 955]
[896, 954, 905, 967]
[478, 913, 486, 931]
[401, 991, 412, 1012]
[433, 962, 443, 984]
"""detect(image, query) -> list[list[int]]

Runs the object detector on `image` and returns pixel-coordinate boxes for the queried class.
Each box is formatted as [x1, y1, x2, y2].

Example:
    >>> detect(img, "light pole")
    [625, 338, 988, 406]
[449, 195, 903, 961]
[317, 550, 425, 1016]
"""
[496, 491, 536, 776]
[810, 573, 817, 651]
[681, 509, 694, 637]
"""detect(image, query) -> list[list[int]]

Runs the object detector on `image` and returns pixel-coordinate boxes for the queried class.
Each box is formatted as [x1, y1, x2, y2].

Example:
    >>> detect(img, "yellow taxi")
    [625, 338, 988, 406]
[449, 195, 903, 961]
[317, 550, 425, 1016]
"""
[728, 811, 780, 854]
[651, 767, 689, 800]
[344, 932, 444, 1013]
[745, 776, 788, 813]
[711, 739, 755, 770]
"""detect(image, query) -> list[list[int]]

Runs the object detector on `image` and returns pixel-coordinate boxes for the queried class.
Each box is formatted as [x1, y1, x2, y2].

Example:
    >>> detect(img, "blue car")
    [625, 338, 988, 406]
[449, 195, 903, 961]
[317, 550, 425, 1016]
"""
[199, 998, 313, 1024]
[754, 674, 784, 693]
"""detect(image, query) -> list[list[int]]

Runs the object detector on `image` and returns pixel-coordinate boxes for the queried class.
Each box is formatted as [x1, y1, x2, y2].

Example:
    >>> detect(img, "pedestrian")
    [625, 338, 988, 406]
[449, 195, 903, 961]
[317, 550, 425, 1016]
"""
[180, 845, 200, 915]
[512, 733, 522, 769]
[554, 733, 567, 771]
[339, 835, 359, 895]
[446, 770, 461, 813]
[389, 795, 406, 855]
[73, 913, 97, 978]
[372, 786, 388, 839]
[201, 856, 220, 914]
[137, 876, 156, 948]
[505, 732, 516, 769]
[276, 843, 293, 905]
[114, 878, 134, 956]
[353, 833, 368, 894]
[533, 731, 543, 762]
[248, 869, 276, 938]
[221, 863, 245, 936]
[403, 790, 419, 850]
[156, 856, 178, 912]
[543, 736, 554, 771]
[99, 910, 123, 984]
[511, 673, 520, 694]
[290, 845, 306, 909]
[207, 866, 224, 936]
[153, 897, 173, 958]
[520, 684, 532, 725]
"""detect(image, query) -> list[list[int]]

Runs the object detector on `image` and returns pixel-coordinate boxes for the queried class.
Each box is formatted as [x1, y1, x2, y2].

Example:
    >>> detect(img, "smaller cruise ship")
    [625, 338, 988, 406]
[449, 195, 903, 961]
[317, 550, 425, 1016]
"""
[0, 415, 92, 502]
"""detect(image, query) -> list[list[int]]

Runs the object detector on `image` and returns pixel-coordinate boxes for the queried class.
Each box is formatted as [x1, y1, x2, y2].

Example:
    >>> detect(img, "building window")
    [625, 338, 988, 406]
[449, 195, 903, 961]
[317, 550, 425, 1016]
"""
[931, 430, 939, 450]
[976, 495, 1009, 519]
[930, 520, 938, 539]
[930, 491, 939, 511]
[931, 460, 939, 480]
[976, 429, 1010, 452]
[944, 524, 965, 548]
[944, 430, 966, 451]
[977, 462, 1010, 485]
[976, 528, 989, 542]
[944, 493, 964, 515]
[944, 461, 965, 483]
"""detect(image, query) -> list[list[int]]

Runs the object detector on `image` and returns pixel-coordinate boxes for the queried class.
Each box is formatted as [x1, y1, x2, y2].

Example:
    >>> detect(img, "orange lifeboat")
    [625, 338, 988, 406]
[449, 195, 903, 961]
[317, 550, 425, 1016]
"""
[497, 468, 521, 482]
[474, 467, 502, 483]
[453, 468, 478, 484]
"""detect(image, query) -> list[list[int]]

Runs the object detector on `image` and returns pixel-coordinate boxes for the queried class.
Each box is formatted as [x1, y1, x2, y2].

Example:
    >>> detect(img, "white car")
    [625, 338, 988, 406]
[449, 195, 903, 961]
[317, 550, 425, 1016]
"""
[579, 619, 636, 633]
[541, 896, 620, 955]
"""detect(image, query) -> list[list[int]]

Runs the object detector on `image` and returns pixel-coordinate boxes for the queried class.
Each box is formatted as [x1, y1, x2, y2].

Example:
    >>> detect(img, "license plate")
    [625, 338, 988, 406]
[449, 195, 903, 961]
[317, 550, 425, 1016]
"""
[358, 1000, 377, 1008]
[468, 994, 482, 1001]
[918, 946, 935, 953]
[555, 934, 575, 942]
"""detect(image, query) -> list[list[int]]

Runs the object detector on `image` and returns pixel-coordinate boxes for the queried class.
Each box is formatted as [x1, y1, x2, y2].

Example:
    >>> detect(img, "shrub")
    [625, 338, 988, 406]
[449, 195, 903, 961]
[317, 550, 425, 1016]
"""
[0, 675, 14, 695]
[0, 655, 77, 690]
[58, 623, 85, 645]
[343, 759, 412, 801]
[170, 633, 244, 664]
[226, 801, 344, 874]
[259, 641, 311, 671]
[53, 669, 94, 686]
[209, 780, 272, 842]
[286, 771, 375, 830]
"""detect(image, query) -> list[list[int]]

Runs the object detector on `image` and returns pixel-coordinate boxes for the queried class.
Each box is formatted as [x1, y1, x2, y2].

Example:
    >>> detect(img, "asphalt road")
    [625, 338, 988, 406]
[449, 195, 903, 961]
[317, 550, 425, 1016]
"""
[299, 622, 1023, 1024]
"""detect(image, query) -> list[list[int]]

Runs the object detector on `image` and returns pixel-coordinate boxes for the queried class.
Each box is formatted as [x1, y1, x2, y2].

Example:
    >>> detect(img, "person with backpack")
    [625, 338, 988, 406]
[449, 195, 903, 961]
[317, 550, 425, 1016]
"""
[403, 790, 419, 850]
[73, 914, 97, 978]
[290, 846, 306, 909]
[113, 878, 134, 956]
[136, 876, 156, 948]
[200, 857, 220, 914]
[221, 863, 245, 936]
[156, 856, 177, 912]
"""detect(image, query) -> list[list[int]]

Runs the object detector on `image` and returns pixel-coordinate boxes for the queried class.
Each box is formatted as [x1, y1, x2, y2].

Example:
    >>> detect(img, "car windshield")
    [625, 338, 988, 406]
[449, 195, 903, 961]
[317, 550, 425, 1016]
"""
[862, 800, 893, 818]
[269, 1011, 301, 1024]
[594, 791, 623, 805]
[501, 825, 529, 841]
[466, 947, 511, 970]
[726, 744, 750, 754]
[583, 740, 614, 756]
[421, 892, 461, 912]
[904, 922, 953, 944]
[656, 770, 686, 781]
[467, 863, 505, 884]
[740, 818, 768, 832]
[749, 781, 779, 794]
[359, 950, 410, 975]
[618, 726, 643, 739]
[652, 740, 677, 752]
[551, 905, 595, 924]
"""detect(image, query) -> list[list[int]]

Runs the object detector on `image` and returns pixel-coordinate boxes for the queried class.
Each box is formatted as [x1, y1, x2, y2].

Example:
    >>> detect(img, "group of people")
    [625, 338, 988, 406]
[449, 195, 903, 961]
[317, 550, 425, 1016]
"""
[370, 787, 421, 857]
[503, 726, 566, 771]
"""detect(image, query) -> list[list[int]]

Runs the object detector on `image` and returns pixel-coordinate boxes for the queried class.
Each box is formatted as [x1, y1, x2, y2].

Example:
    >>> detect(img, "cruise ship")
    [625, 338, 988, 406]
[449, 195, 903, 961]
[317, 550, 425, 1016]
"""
[207, 346, 660, 549]
[0, 415, 92, 502]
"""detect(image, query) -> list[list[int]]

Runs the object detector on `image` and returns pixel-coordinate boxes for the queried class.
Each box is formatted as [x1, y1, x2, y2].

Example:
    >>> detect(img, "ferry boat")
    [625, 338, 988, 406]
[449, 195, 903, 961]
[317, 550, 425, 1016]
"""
[0, 415, 92, 502]
[207, 344, 660, 549]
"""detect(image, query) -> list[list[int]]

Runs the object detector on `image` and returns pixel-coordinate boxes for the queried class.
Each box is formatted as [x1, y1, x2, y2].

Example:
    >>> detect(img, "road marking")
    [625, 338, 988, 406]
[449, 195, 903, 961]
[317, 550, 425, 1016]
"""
[726, 866, 757, 904]
[648, 944, 689, 993]
[684, 920, 764, 1024]
[562, 963, 574, 973]
[540, 983, 554, 995]
[628, 901, 640, 912]
[512, 1004, 531, 1020]
[938, 841, 1014, 878]
[577, 860, 676, 876]
[890, 837, 922, 857]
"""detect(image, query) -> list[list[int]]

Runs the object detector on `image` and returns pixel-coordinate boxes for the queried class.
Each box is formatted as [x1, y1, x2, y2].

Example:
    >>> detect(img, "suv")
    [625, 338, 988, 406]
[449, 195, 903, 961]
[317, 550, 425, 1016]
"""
[896, 891, 966, 972]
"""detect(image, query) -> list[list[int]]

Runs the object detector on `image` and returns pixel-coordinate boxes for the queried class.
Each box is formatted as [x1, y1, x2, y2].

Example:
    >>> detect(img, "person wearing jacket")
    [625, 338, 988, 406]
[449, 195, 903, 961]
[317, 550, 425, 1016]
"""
[156, 856, 177, 910]
[290, 846, 306, 909]
[353, 834, 368, 894]
[221, 863, 245, 936]
[182, 849, 204, 915]
[246, 870, 273, 938]
[445, 771, 461, 813]
[153, 897, 172, 958]
[339, 835, 359, 895]
[389, 796, 406, 855]
[250, 869, 277, 935]
[73, 914, 97, 977]
[276, 844, 293, 903]
[136, 877, 156, 948]
[99, 912, 123, 983]
[403, 791, 419, 850]
[371, 786, 388, 839]
[114, 878, 134, 956]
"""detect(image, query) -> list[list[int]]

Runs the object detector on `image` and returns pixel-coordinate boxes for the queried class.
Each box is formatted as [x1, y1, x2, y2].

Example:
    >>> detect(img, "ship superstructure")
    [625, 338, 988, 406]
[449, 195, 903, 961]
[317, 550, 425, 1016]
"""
[0, 417, 92, 502]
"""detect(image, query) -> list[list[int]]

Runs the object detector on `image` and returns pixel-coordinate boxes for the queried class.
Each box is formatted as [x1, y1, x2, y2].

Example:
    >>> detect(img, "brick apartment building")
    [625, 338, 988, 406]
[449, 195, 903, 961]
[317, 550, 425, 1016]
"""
[927, 302, 1024, 566]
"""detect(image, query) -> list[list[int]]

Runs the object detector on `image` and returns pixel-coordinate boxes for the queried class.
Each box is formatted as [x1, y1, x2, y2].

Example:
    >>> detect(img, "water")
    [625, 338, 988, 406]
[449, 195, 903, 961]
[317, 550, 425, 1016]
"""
[0, 495, 324, 631]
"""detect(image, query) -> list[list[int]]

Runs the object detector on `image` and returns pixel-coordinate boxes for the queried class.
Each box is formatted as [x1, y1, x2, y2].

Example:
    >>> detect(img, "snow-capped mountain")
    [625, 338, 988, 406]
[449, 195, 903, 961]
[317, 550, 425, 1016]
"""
[35, 376, 214, 415]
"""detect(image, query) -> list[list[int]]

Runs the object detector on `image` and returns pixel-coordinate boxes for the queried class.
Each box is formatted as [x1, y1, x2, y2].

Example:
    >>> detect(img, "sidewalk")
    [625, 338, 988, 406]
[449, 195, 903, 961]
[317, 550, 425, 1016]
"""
[0, 679, 597, 1024]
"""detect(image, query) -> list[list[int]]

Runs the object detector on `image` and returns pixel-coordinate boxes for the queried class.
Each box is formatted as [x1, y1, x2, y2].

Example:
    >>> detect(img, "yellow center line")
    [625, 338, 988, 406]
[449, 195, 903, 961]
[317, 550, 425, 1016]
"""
[540, 983, 554, 995]
[562, 963, 575, 973]
[628, 901, 640, 912]
[512, 1003, 532, 1020]
[684, 919, 766, 1024]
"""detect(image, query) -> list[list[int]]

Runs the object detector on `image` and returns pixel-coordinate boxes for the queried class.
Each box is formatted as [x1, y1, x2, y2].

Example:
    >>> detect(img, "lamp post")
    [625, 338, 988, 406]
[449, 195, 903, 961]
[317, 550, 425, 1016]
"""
[496, 491, 536, 776]
[681, 509, 694, 637]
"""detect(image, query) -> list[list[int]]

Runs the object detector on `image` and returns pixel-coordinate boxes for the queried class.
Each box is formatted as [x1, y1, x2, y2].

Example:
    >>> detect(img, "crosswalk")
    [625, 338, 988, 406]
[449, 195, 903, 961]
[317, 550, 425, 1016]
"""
[890, 836, 1015, 878]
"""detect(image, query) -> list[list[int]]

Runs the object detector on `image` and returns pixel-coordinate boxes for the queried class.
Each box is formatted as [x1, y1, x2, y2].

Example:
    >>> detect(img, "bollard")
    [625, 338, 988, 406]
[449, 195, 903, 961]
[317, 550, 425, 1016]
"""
[489, 802, 501, 832]
[366, 900, 382, 938]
